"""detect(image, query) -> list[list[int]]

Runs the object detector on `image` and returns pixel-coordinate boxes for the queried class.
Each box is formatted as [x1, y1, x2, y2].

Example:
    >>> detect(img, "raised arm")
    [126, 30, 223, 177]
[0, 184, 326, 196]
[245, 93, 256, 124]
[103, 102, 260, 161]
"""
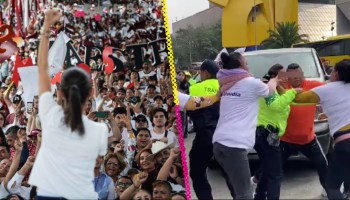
[3, 141, 22, 190]
[157, 148, 179, 181]
[38, 9, 62, 95]
[294, 91, 320, 104]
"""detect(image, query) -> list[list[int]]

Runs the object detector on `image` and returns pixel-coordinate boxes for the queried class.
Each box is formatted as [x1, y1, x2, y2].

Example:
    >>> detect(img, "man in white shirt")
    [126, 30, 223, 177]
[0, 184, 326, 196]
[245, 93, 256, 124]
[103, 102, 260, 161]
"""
[150, 108, 177, 146]
[139, 60, 156, 80]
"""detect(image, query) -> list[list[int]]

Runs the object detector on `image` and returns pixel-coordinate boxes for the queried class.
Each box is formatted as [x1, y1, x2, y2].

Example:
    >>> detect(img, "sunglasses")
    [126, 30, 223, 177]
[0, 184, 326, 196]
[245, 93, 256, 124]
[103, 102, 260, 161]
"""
[136, 119, 146, 123]
[116, 182, 132, 188]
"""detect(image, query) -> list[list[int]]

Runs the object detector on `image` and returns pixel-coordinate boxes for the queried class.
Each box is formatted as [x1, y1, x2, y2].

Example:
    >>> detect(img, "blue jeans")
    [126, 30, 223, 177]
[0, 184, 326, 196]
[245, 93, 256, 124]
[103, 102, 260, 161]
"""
[254, 126, 283, 200]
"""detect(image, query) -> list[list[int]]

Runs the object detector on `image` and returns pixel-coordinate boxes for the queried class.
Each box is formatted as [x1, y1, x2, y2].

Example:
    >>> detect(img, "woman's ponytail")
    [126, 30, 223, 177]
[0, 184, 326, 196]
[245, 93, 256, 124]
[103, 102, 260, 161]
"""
[64, 84, 84, 135]
[221, 52, 242, 69]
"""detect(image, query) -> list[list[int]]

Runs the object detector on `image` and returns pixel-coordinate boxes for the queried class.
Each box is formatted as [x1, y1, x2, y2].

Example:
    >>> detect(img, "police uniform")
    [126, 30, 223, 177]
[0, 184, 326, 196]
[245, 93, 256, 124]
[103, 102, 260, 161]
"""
[187, 60, 220, 200]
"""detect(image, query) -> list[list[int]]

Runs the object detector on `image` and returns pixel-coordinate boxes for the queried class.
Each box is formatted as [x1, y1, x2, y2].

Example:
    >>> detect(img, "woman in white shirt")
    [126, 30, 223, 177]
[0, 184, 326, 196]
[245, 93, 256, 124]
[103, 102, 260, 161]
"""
[28, 9, 109, 199]
[294, 59, 350, 200]
[212, 52, 277, 199]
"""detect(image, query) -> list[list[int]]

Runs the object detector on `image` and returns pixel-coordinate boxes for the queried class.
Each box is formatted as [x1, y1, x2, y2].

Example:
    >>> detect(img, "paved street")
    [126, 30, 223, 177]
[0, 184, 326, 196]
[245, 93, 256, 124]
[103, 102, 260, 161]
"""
[184, 133, 326, 199]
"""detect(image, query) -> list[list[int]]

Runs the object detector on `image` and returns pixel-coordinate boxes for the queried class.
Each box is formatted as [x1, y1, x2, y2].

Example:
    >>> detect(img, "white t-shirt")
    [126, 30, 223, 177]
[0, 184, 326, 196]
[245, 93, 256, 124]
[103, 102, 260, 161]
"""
[7, 173, 32, 199]
[312, 81, 350, 136]
[213, 77, 270, 149]
[139, 70, 156, 80]
[29, 92, 109, 199]
[0, 181, 9, 198]
[178, 92, 191, 111]
[151, 129, 178, 146]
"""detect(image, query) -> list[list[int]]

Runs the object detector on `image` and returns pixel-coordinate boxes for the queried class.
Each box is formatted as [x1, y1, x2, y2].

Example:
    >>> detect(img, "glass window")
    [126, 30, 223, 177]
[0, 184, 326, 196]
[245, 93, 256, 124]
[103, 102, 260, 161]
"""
[244, 52, 320, 78]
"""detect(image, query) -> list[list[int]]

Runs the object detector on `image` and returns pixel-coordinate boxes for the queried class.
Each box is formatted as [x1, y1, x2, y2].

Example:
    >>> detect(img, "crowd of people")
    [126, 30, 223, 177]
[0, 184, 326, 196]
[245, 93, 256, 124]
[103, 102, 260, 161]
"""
[177, 51, 350, 200]
[0, 0, 186, 199]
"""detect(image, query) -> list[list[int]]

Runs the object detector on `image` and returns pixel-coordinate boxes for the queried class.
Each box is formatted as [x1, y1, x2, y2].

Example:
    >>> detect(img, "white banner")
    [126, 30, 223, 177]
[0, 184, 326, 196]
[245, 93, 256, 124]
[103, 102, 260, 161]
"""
[18, 66, 39, 117]
[48, 32, 69, 78]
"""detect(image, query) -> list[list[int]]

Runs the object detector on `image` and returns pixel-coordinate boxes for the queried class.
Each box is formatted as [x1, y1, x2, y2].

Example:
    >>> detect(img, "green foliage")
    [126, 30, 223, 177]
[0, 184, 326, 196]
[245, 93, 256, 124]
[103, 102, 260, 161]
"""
[171, 23, 222, 70]
[261, 22, 309, 49]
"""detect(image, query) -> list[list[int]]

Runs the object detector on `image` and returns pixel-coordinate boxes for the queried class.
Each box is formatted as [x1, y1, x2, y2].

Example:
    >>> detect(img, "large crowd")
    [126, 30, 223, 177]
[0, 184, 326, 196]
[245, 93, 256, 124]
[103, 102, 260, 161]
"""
[0, 1, 185, 200]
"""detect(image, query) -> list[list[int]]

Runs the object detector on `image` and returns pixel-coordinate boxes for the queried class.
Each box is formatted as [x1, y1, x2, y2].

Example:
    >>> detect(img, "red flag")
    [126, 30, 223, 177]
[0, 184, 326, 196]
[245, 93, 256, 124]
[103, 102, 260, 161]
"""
[103, 46, 114, 74]
[51, 71, 62, 85]
[78, 63, 91, 75]
[12, 55, 33, 86]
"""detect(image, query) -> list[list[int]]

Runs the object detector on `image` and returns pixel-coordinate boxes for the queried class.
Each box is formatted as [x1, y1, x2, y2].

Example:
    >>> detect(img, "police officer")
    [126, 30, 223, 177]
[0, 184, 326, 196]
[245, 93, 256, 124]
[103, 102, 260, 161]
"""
[187, 60, 220, 200]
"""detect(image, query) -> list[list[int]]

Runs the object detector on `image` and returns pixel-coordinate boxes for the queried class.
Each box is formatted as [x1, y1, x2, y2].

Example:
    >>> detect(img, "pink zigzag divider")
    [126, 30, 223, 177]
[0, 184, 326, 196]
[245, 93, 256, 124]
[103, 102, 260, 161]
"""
[174, 105, 191, 200]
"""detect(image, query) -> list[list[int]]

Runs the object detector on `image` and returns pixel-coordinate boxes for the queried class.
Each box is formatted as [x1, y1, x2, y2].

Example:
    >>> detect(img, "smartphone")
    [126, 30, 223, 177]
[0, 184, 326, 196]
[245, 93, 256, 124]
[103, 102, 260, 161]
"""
[94, 111, 109, 118]
[27, 102, 33, 115]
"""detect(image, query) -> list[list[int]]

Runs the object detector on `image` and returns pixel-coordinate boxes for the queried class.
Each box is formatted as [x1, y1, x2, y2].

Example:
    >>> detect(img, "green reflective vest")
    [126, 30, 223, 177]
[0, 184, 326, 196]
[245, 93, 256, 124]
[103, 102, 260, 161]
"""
[189, 79, 219, 96]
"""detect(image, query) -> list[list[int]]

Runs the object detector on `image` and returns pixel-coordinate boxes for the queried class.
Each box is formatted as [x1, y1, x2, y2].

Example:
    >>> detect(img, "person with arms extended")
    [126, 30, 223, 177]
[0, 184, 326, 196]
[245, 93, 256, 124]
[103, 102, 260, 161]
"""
[28, 9, 112, 199]
[212, 52, 277, 199]
[280, 63, 328, 195]
[294, 59, 350, 200]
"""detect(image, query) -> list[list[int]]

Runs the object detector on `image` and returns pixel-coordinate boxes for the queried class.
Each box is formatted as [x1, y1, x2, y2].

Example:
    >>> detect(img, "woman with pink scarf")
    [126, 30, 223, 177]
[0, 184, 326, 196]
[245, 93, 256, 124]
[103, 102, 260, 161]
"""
[212, 52, 277, 199]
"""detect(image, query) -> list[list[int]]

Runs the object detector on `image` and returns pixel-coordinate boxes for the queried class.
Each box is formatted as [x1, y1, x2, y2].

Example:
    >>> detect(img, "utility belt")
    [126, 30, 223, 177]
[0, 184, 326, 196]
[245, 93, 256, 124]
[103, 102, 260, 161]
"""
[257, 125, 280, 147]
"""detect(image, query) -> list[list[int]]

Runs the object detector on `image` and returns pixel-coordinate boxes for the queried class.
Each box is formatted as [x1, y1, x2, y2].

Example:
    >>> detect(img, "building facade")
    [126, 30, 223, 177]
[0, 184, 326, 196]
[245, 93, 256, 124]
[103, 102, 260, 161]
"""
[173, 1, 339, 44]
[336, 0, 350, 35]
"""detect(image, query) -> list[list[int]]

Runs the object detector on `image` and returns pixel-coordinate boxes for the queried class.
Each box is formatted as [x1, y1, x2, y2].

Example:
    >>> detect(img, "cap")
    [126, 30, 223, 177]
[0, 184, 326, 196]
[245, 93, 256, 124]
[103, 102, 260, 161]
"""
[13, 95, 22, 104]
[133, 114, 148, 123]
[29, 129, 41, 137]
[153, 95, 163, 101]
[143, 60, 151, 64]
[183, 71, 190, 77]
[201, 60, 219, 75]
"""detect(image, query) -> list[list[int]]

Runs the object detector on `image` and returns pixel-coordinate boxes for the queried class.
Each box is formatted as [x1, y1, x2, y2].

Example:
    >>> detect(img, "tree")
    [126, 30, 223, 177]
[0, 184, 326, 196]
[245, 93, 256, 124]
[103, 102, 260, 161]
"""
[261, 22, 309, 49]
[171, 23, 222, 70]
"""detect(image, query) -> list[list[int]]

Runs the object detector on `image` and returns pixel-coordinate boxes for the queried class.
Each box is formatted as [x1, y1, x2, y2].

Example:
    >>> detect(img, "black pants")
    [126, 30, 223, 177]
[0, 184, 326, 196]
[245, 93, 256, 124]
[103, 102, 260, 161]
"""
[325, 138, 350, 200]
[280, 138, 328, 190]
[254, 127, 283, 200]
[189, 128, 214, 200]
[36, 196, 67, 200]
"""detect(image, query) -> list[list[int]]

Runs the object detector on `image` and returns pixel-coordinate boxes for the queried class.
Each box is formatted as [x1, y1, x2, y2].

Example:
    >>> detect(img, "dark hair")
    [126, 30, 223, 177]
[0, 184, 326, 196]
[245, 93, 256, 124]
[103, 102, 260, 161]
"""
[287, 63, 301, 70]
[0, 128, 10, 152]
[117, 74, 126, 81]
[118, 176, 132, 183]
[108, 87, 116, 95]
[263, 64, 284, 82]
[135, 128, 151, 138]
[334, 59, 350, 83]
[220, 52, 242, 69]
[6, 194, 24, 200]
[118, 88, 126, 94]
[60, 67, 92, 136]
[5, 125, 19, 138]
[152, 180, 172, 193]
[150, 108, 168, 127]
[113, 107, 127, 117]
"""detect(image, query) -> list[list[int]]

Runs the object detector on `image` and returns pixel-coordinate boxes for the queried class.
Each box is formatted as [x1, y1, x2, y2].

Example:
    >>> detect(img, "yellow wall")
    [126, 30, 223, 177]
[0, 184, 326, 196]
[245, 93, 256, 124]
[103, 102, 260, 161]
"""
[209, 0, 298, 47]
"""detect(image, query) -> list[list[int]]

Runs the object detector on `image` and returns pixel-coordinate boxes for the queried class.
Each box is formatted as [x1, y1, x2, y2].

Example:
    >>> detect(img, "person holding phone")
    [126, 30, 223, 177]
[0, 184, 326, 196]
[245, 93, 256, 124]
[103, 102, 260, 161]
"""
[28, 9, 109, 199]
